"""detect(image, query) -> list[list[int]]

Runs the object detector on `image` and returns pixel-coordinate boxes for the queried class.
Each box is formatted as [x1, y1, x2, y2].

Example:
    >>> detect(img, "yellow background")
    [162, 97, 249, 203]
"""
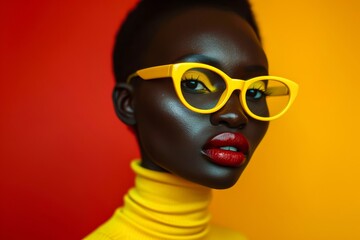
[210, 1, 360, 239]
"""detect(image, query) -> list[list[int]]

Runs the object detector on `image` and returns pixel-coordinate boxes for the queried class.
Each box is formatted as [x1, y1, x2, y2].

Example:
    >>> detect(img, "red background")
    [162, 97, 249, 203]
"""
[0, 1, 140, 239]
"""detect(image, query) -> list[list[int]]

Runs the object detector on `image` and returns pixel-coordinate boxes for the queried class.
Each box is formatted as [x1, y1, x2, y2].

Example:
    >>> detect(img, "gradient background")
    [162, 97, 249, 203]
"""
[1, 0, 359, 239]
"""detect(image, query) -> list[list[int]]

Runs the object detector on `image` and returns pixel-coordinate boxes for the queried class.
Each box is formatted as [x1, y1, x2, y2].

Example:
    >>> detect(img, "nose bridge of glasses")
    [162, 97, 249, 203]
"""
[217, 78, 246, 110]
[227, 78, 246, 92]
[212, 77, 244, 108]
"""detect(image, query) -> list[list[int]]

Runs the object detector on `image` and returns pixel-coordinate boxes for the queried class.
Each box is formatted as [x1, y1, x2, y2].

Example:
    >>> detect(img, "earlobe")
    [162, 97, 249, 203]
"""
[113, 83, 136, 125]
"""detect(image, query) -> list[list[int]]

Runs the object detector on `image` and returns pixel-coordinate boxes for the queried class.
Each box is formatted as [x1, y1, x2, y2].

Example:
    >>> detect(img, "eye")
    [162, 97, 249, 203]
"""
[246, 88, 266, 101]
[181, 69, 215, 94]
[246, 80, 268, 101]
[181, 79, 210, 93]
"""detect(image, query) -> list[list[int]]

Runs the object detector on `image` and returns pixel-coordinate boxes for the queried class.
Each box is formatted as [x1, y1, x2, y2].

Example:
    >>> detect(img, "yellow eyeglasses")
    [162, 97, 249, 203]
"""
[127, 62, 298, 121]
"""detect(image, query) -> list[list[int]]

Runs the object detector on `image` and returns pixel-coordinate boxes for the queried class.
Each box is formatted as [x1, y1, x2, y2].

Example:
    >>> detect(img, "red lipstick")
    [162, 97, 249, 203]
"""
[202, 132, 249, 167]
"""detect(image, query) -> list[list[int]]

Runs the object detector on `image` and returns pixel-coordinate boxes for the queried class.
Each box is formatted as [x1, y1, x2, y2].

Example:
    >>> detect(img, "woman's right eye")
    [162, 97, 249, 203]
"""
[181, 79, 210, 93]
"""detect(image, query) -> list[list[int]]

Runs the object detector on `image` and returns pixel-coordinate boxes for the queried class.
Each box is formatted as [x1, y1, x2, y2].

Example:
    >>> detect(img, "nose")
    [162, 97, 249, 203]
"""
[210, 91, 248, 129]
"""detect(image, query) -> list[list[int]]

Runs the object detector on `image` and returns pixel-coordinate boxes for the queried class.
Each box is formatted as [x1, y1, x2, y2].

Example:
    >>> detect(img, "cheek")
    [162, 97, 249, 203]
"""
[136, 83, 182, 133]
[246, 120, 269, 154]
[134, 83, 206, 158]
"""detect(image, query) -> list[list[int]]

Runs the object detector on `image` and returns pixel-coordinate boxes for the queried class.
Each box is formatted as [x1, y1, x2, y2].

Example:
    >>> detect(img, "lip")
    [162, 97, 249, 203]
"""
[202, 132, 250, 167]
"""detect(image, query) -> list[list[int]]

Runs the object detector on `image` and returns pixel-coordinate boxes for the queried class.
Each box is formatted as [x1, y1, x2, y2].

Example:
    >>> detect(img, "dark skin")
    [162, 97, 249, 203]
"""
[114, 7, 269, 189]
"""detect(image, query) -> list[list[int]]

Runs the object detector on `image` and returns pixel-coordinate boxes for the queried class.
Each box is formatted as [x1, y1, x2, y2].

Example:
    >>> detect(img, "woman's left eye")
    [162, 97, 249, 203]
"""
[246, 89, 265, 100]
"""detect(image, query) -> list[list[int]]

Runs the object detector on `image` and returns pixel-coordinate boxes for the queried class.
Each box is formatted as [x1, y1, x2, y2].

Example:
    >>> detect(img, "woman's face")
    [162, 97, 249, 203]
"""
[130, 7, 269, 189]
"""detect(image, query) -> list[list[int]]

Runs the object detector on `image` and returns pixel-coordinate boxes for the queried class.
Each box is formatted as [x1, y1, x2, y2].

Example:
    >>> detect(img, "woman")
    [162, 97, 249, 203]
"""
[85, 0, 298, 239]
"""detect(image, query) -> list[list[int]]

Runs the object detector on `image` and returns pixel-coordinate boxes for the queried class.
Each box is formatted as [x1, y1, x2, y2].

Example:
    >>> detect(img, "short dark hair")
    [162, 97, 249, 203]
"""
[113, 0, 261, 83]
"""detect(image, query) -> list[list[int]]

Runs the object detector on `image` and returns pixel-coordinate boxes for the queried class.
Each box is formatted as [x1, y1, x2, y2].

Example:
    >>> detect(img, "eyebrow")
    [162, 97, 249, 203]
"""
[176, 54, 268, 76]
[176, 54, 222, 69]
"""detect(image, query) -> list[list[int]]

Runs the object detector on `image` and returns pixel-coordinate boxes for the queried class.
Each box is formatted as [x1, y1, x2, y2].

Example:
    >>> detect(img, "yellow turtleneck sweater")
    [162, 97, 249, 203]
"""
[84, 161, 247, 240]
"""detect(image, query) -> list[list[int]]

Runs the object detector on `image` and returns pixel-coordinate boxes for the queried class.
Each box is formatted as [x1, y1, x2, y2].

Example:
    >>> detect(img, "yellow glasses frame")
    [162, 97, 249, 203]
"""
[127, 62, 298, 121]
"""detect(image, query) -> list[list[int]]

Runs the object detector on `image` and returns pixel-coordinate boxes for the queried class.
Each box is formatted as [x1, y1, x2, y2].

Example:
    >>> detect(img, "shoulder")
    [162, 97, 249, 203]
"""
[83, 211, 127, 240]
[83, 223, 123, 240]
[83, 231, 115, 240]
[208, 224, 248, 240]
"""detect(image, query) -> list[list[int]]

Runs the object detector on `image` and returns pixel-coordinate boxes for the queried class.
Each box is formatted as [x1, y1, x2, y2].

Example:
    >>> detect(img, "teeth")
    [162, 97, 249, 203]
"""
[220, 146, 238, 152]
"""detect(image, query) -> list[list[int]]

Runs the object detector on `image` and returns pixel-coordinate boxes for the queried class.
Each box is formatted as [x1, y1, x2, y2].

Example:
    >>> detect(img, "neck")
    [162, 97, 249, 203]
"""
[121, 160, 212, 239]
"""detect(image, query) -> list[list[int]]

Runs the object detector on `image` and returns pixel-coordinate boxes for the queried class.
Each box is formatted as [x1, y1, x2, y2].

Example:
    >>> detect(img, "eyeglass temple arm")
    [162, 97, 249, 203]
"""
[267, 86, 290, 96]
[126, 65, 172, 83]
[130, 65, 173, 82]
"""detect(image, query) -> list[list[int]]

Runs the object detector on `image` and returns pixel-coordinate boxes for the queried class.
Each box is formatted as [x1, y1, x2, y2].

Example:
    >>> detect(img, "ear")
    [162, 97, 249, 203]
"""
[113, 83, 136, 125]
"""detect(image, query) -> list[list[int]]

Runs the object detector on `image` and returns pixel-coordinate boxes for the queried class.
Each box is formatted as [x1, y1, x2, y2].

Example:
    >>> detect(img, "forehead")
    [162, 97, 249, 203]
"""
[142, 6, 268, 76]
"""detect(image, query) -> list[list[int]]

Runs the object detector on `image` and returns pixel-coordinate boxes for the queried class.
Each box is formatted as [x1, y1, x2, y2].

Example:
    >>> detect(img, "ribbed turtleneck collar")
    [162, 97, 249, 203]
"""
[119, 160, 212, 240]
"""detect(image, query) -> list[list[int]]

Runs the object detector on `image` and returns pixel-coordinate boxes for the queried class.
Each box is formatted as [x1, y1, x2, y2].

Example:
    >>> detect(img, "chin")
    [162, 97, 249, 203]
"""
[189, 165, 246, 190]
[208, 174, 243, 189]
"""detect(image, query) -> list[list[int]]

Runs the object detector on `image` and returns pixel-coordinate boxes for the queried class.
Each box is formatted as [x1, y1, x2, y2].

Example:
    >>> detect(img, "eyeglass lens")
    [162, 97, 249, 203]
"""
[180, 67, 290, 118]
